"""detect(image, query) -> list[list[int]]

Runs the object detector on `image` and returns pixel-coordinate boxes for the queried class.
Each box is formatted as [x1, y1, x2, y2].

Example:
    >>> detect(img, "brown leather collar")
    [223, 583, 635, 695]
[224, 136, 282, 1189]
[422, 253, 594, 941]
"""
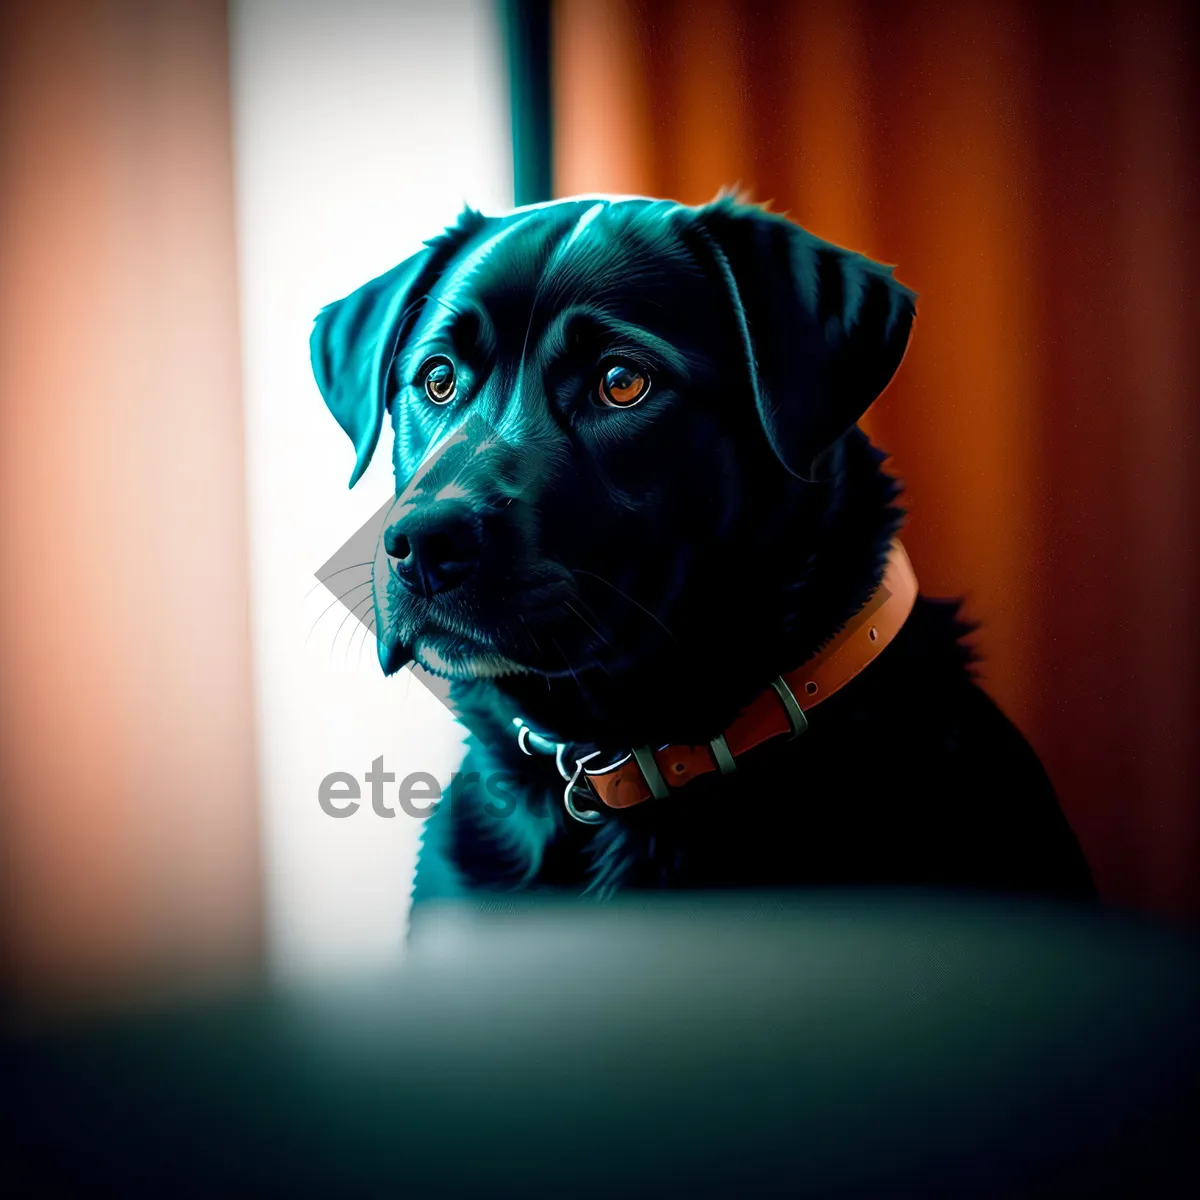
[574, 540, 918, 813]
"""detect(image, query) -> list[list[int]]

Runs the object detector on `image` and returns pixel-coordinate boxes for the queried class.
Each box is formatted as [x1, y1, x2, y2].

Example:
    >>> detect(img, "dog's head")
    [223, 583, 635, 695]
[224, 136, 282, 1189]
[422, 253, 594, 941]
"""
[312, 197, 915, 730]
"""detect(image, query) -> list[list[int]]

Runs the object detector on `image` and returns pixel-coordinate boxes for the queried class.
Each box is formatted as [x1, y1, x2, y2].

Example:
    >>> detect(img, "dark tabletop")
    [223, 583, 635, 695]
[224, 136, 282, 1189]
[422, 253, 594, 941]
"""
[3, 891, 1198, 1197]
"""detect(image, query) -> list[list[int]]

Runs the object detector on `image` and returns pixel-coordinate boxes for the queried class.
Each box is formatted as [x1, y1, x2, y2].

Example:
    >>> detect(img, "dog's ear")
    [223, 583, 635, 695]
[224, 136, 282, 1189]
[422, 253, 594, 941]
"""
[310, 207, 488, 487]
[687, 198, 917, 480]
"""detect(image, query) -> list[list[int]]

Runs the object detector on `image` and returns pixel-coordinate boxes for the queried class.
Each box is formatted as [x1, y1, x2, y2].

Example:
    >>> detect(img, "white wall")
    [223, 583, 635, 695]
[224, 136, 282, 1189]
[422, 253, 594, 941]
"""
[229, 0, 513, 980]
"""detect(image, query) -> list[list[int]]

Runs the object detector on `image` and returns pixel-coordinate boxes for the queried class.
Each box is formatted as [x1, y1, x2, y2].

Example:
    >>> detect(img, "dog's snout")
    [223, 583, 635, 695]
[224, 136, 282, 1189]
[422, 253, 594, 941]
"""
[385, 506, 480, 596]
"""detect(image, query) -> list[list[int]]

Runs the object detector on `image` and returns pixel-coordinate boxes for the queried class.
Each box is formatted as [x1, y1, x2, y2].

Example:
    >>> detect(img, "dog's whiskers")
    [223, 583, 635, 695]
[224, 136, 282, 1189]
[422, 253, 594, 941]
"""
[570, 569, 678, 644]
[550, 635, 584, 691]
[306, 579, 374, 643]
[332, 594, 375, 662]
[347, 604, 377, 664]
[354, 613, 378, 666]
[306, 561, 373, 598]
[519, 614, 544, 659]
[563, 599, 613, 649]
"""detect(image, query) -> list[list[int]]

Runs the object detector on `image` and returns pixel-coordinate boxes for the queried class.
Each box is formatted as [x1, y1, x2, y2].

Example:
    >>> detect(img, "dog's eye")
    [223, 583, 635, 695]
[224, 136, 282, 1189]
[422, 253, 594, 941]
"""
[421, 357, 457, 405]
[598, 363, 650, 408]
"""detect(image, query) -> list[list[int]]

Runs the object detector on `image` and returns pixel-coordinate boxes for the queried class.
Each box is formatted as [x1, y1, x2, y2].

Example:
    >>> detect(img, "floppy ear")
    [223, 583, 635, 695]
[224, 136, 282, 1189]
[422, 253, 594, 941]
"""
[689, 199, 917, 480]
[310, 208, 488, 486]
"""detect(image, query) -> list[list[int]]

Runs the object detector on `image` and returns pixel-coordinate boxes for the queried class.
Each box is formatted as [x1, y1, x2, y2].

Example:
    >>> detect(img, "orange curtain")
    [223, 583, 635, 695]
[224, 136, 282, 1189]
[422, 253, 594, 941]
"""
[554, 0, 1200, 917]
[0, 0, 261, 996]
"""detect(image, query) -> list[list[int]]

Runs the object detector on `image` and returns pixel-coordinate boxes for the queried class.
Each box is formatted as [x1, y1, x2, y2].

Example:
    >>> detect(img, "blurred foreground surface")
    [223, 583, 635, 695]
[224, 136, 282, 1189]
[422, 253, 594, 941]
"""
[3, 892, 1198, 1197]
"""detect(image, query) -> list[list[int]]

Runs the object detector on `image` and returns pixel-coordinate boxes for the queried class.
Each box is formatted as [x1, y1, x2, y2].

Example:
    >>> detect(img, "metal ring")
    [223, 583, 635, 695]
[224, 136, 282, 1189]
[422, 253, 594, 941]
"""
[564, 751, 605, 824]
[582, 749, 633, 775]
[555, 742, 573, 782]
[517, 723, 558, 758]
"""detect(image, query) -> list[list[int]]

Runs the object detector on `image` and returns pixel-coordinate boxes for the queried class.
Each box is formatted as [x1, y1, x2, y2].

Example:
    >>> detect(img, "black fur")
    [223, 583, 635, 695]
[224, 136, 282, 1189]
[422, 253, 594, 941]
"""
[310, 196, 1095, 914]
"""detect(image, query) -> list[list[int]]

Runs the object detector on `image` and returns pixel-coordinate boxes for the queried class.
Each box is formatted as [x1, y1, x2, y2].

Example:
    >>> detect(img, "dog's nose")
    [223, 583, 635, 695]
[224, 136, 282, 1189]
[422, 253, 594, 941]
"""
[384, 506, 480, 596]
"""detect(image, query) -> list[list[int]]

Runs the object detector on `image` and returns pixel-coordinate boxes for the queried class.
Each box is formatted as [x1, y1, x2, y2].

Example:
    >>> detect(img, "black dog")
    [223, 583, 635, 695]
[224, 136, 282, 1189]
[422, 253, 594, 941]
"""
[311, 196, 1094, 910]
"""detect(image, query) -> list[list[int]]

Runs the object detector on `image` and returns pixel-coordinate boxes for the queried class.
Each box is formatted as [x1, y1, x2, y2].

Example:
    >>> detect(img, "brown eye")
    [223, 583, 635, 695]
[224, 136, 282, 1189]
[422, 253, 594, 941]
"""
[423, 358, 456, 405]
[598, 363, 650, 408]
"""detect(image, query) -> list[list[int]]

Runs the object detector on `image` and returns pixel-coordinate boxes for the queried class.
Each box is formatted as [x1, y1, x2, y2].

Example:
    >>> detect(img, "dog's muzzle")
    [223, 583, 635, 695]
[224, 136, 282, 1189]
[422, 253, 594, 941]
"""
[385, 503, 481, 597]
